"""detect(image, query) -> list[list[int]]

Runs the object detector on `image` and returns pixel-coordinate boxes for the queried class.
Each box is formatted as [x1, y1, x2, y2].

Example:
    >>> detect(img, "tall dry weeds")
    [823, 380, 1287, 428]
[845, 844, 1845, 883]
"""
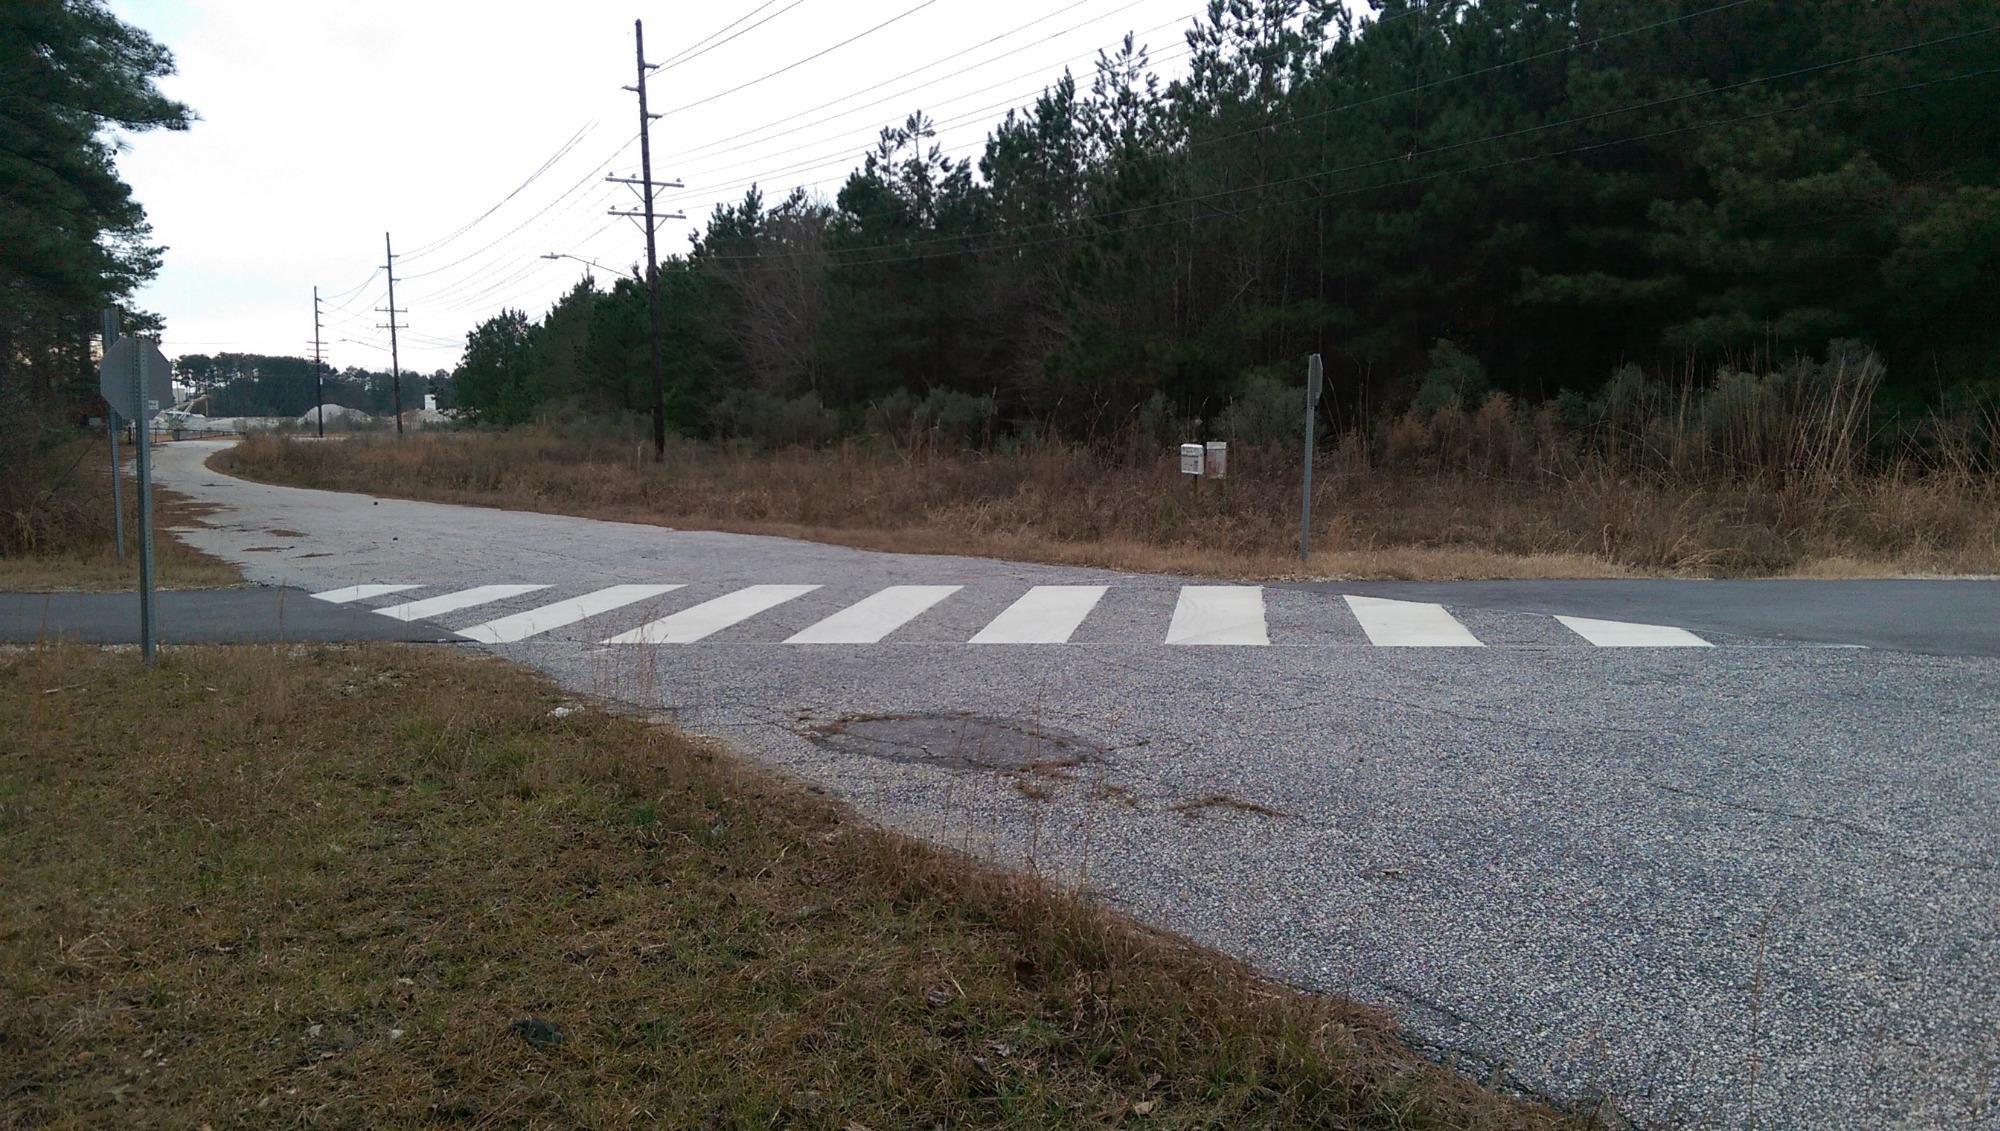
[221, 407, 2000, 579]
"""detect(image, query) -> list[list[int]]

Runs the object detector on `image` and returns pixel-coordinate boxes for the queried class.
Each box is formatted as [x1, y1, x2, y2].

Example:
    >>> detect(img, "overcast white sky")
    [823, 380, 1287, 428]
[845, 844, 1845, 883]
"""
[108, 0, 1220, 374]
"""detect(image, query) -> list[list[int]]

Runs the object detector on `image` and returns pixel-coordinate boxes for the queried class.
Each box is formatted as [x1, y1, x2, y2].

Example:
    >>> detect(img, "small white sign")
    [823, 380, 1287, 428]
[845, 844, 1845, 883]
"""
[1204, 441, 1228, 479]
[1179, 443, 1205, 475]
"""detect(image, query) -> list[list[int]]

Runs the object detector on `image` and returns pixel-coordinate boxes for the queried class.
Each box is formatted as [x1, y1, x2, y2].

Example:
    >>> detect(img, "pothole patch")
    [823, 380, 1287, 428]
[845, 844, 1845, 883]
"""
[801, 712, 1108, 772]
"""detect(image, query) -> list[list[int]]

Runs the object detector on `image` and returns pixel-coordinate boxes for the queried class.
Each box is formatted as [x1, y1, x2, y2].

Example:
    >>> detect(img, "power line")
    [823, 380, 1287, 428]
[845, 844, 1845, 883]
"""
[657, 0, 807, 71]
[661, 42, 1199, 207]
[659, 0, 1462, 211]
[410, 188, 620, 307]
[669, 0, 1745, 226]
[398, 121, 600, 262]
[662, 0, 1170, 168]
[320, 267, 383, 312]
[398, 137, 635, 284]
[661, 0, 949, 119]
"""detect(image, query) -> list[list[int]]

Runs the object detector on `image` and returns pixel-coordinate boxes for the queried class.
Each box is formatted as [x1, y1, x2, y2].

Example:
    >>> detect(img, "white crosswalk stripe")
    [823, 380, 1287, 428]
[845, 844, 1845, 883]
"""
[1555, 615, 1711, 647]
[604, 584, 820, 644]
[312, 583, 421, 604]
[375, 584, 551, 622]
[787, 585, 962, 644]
[1344, 595, 1484, 647]
[970, 585, 1109, 644]
[458, 584, 685, 644]
[1165, 586, 1268, 646]
[312, 579, 1735, 649]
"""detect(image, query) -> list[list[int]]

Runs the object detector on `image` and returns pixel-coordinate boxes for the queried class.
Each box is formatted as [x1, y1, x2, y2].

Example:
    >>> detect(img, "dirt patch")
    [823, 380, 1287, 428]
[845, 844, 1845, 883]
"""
[265, 528, 307, 538]
[803, 711, 1108, 772]
[239, 545, 286, 552]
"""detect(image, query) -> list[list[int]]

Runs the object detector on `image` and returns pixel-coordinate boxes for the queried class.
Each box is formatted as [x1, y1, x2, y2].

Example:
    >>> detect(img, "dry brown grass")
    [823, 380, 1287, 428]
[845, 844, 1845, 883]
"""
[0, 643, 1575, 1128]
[218, 429, 2000, 579]
[0, 438, 240, 591]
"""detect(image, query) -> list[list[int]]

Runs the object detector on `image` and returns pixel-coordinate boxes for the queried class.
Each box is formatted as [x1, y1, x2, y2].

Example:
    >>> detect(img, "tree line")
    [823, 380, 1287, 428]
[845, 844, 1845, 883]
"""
[1, 0, 187, 425]
[173, 353, 444, 420]
[453, 0, 2000, 451]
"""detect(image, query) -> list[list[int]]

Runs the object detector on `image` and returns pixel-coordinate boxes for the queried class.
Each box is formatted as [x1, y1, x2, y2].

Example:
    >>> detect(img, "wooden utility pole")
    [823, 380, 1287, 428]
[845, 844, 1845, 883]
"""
[378, 233, 407, 435]
[608, 19, 684, 462]
[312, 286, 326, 438]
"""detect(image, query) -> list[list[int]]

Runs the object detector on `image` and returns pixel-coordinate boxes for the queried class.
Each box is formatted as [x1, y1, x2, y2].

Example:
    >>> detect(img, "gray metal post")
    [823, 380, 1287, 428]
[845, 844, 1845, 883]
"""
[101, 308, 125, 560]
[129, 337, 158, 664]
[1300, 354, 1323, 561]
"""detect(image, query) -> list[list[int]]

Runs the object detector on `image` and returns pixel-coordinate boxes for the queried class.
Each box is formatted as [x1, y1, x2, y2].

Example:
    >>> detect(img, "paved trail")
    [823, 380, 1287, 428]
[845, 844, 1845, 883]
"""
[149, 441, 2000, 1128]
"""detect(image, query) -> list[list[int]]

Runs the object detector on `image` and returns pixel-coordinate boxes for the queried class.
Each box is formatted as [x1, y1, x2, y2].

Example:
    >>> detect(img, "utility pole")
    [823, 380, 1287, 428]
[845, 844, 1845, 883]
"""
[377, 232, 407, 435]
[312, 286, 327, 438]
[608, 18, 685, 462]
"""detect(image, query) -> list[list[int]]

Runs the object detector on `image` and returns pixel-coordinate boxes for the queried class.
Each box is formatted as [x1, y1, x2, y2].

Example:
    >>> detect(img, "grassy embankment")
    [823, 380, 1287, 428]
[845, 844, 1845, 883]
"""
[0, 436, 238, 591]
[219, 421, 2000, 579]
[0, 643, 1575, 1127]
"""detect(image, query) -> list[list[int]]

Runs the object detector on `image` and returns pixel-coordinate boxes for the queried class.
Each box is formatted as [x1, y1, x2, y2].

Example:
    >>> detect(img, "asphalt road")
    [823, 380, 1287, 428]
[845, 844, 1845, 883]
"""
[1295, 578, 2000, 659]
[0, 587, 454, 645]
[136, 441, 1998, 1128]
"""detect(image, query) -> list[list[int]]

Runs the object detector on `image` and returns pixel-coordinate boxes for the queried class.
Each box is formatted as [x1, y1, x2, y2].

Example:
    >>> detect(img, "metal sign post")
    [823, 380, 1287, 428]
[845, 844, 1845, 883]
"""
[1301, 354, 1324, 561]
[131, 342, 158, 664]
[100, 309, 125, 560]
[99, 331, 171, 665]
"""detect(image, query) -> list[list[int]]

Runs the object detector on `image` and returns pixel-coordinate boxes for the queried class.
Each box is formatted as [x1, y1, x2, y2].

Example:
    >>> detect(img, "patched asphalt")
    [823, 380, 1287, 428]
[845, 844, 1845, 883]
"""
[104, 440, 2000, 1128]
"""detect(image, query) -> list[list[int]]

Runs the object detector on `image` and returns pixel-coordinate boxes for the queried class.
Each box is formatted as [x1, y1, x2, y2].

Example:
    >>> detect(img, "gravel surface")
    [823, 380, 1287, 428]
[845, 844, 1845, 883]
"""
[151, 441, 2000, 1128]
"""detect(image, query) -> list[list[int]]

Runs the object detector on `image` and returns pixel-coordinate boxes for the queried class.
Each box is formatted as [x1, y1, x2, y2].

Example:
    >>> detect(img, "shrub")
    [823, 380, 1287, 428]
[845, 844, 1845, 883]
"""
[716, 390, 846, 448]
[1412, 339, 1489, 415]
[913, 388, 998, 447]
[1215, 375, 1301, 448]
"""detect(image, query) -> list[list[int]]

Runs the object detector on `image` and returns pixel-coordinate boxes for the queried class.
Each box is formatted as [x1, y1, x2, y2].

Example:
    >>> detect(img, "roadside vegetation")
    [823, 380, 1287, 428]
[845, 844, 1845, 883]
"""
[0, 435, 239, 591]
[220, 343, 2000, 578]
[0, 4, 228, 591]
[0, 643, 1573, 1127]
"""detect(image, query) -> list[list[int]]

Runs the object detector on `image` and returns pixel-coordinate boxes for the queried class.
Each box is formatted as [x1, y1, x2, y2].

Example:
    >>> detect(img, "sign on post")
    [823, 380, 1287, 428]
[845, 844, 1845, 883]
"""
[1179, 443, 1206, 476]
[97, 330, 165, 663]
[99, 337, 173, 421]
[1203, 441, 1228, 479]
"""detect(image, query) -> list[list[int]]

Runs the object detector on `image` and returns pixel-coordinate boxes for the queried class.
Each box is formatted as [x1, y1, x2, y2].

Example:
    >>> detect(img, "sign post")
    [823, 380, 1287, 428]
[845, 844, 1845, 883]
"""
[99, 331, 171, 665]
[1300, 354, 1324, 561]
[100, 309, 125, 560]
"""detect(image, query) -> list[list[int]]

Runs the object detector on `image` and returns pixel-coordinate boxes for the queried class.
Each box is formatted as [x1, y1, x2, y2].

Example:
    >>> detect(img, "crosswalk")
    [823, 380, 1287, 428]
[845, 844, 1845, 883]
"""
[310, 580, 1722, 649]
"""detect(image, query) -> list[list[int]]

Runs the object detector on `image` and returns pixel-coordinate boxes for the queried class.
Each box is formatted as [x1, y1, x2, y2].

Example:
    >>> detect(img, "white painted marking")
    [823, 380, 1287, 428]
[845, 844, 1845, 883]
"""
[786, 585, 962, 644]
[311, 584, 419, 604]
[1556, 615, 1711, 648]
[457, 585, 685, 644]
[605, 584, 820, 644]
[1164, 586, 1268, 646]
[1344, 595, 1484, 647]
[969, 585, 1109, 644]
[374, 584, 551, 622]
